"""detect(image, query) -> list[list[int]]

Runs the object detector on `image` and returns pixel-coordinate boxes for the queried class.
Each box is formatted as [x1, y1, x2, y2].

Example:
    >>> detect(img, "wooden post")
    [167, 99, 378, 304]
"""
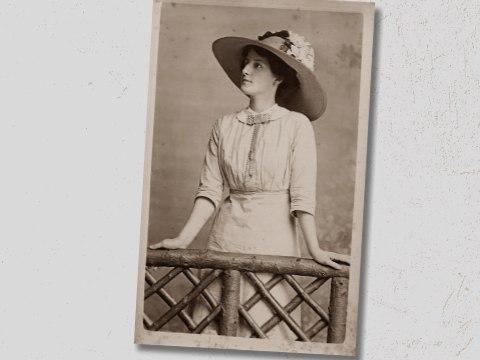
[219, 269, 241, 336]
[327, 277, 348, 343]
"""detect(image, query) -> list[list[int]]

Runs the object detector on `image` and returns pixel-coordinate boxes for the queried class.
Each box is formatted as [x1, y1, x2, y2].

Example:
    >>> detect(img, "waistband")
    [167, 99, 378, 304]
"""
[229, 189, 289, 195]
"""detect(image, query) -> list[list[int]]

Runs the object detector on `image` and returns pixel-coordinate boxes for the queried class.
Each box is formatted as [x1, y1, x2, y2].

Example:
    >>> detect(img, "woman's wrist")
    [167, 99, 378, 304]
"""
[306, 242, 323, 254]
[177, 233, 194, 246]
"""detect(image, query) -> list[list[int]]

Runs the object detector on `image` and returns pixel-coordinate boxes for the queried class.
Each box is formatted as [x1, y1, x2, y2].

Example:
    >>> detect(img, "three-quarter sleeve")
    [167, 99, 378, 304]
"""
[289, 115, 317, 217]
[194, 118, 224, 209]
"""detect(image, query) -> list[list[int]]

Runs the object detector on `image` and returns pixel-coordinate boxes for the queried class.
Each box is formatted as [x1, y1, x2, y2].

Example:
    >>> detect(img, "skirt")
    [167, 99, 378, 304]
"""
[191, 189, 302, 339]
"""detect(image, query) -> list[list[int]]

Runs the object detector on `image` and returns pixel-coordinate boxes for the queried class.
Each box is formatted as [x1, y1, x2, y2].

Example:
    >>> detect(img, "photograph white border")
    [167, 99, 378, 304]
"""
[134, 0, 375, 356]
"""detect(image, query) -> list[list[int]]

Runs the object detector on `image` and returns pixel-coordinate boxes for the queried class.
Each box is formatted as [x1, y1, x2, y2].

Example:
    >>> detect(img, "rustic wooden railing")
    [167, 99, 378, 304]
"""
[144, 249, 349, 343]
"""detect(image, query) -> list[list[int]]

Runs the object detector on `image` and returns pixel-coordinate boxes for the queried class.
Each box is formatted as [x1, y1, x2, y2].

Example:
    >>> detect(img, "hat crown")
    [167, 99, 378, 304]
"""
[257, 30, 315, 71]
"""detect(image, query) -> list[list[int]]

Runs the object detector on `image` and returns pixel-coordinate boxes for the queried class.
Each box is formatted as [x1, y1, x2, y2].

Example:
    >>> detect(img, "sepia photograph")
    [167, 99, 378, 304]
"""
[135, 0, 375, 356]
[5, 0, 480, 359]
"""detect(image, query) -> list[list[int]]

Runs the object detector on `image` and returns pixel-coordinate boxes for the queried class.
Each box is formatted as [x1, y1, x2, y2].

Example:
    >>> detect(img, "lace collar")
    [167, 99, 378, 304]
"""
[235, 103, 289, 125]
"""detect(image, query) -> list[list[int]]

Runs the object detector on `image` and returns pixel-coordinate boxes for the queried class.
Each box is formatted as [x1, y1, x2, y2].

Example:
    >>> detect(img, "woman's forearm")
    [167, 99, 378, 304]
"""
[177, 197, 216, 244]
[296, 210, 348, 269]
[296, 210, 323, 252]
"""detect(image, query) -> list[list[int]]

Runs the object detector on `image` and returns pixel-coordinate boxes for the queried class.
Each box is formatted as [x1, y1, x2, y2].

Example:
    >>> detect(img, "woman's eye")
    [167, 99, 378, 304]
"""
[255, 63, 263, 69]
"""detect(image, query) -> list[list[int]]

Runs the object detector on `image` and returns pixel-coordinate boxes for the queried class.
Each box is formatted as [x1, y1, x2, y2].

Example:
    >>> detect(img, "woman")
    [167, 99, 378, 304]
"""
[149, 30, 350, 338]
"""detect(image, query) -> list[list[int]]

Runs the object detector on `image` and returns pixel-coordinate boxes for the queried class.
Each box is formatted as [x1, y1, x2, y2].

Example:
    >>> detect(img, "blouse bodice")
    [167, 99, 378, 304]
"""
[195, 103, 317, 217]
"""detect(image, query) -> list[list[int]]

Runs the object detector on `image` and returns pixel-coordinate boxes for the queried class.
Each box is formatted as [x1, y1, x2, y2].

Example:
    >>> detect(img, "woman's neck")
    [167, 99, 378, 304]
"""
[248, 94, 276, 113]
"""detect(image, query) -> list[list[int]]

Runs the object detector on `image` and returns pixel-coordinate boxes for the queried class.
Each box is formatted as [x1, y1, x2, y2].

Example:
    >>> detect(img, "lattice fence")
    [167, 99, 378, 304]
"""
[144, 249, 348, 342]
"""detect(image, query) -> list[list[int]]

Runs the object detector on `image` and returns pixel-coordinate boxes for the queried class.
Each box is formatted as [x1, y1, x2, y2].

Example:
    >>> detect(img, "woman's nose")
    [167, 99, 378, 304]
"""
[242, 63, 250, 75]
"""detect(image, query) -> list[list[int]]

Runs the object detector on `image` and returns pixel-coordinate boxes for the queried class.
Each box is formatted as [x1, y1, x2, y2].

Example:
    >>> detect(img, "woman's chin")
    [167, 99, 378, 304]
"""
[240, 86, 256, 96]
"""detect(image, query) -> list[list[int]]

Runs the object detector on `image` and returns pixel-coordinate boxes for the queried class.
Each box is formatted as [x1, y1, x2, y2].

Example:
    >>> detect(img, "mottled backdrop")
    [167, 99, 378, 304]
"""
[148, 2, 363, 258]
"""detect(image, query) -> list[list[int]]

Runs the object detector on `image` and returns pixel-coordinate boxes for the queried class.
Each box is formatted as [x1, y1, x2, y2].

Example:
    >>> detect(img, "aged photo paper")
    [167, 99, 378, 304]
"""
[135, 0, 375, 356]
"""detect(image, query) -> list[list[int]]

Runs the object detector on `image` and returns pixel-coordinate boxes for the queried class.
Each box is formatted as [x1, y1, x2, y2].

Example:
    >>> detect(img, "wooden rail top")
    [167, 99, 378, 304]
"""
[146, 249, 349, 278]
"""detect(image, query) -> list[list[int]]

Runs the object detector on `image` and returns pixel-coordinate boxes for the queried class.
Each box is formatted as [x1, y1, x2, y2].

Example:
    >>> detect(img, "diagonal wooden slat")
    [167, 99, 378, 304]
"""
[282, 274, 330, 322]
[149, 269, 223, 331]
[143, 313, 154, 328]
[254, 277, 329, 337]
[241, 274, 284, 339]
[306, 319, 329, 339]
[244, 271, 310, 341]
[144, 266, 184, 299]
[238, 305, 267, 338]
[145, 270, 196, 331]
[193, 305, 222, 334]
[243, 274, 284, 310]
[182, 268, 218, 310]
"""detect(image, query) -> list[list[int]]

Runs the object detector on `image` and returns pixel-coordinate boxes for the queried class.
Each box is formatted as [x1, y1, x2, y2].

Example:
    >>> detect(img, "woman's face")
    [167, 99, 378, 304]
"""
[240, 49, 280, 97]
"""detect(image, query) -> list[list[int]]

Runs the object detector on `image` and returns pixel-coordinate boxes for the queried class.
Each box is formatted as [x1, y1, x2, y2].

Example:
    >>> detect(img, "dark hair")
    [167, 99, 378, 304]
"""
[240, 45, 300, 103]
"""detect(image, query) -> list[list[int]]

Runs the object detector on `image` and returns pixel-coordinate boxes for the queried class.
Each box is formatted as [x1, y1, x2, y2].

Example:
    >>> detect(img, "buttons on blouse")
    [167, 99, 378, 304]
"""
[245, 123, 260, 182]
[244, 112, 271, 183]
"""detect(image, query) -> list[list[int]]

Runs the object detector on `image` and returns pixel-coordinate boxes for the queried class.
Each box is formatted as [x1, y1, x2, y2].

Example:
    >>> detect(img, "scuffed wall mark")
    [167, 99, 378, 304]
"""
[442, 274, 467, 323]
[456, 273, 466, 299]
[458, 320, 473, 335]
[396, 16, 401, 36]
[116, 86, 128, 99]
[456, 337, 473, 357]
[447, 169, 480, 176]
[442, 290, 453, 318]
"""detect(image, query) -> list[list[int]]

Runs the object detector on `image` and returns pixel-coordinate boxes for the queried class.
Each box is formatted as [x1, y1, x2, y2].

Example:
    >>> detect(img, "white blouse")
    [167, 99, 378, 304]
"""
[195, 103, 317, 217]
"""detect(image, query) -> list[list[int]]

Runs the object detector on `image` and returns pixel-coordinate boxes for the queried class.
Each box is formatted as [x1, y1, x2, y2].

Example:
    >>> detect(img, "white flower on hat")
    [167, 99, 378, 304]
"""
[284, 31, 315, 71]
[262, 30, 315, 71]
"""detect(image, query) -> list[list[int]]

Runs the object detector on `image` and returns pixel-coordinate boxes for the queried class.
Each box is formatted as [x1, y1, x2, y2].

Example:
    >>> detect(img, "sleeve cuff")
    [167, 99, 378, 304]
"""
[194, 190, 222, 210]
[290, 202, 316, 218]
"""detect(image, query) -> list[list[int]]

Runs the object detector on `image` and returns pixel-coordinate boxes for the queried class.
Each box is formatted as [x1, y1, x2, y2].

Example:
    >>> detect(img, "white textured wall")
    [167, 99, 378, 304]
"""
[1, 0, 479, 359]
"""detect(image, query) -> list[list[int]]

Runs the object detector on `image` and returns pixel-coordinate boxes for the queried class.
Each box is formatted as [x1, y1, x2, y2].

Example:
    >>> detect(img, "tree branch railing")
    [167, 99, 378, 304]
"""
[144, 249, 349, 343]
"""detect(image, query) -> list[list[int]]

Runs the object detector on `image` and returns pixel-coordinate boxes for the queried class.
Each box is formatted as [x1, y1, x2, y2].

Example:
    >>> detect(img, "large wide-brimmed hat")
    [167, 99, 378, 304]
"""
[212, 30, 326, 121]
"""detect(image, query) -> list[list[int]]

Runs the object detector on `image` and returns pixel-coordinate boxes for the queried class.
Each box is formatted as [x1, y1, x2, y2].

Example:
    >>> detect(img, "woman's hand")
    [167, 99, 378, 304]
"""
[148, 236, 191, 250]
[148, 198, 215, 251]
[309, 247, 350, 270]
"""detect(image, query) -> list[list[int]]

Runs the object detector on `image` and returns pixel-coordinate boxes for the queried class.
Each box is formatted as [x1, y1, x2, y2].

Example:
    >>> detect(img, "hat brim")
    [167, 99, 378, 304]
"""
[212, 36, 327, 121]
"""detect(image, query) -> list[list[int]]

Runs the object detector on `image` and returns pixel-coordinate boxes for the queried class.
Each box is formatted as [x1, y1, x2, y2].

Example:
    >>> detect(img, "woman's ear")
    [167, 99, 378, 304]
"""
[273, 76, 284, 86]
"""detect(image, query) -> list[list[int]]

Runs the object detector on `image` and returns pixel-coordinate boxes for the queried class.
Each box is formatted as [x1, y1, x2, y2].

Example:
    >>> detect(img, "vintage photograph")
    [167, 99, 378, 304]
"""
[135, 0, 375, 356]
